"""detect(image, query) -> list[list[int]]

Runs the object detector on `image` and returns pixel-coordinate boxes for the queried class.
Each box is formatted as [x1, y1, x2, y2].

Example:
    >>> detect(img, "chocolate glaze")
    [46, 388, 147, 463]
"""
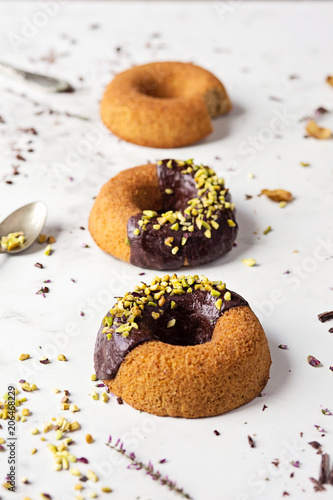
[94, 289, 248, 380]
[128, 160, 238, 269]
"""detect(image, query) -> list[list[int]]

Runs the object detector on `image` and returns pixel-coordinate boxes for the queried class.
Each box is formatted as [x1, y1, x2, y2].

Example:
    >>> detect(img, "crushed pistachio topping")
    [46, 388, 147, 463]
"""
[101, 274, 231, 338]
[19, 353, 30, 361]
[242, 258, 257, 267]
[132, 159, 236, 252]
[1, 231, 25, 251]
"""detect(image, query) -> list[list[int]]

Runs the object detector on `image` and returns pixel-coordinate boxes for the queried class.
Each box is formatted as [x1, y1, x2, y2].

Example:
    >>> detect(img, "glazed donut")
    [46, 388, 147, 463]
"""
[94, 274, 271, 418]
[100, 61, 232, 148]
[89, 159, 238, 270]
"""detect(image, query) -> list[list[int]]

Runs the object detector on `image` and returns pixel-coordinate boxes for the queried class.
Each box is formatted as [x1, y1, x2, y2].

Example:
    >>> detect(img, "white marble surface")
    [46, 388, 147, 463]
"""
[0, 1, 333, 499]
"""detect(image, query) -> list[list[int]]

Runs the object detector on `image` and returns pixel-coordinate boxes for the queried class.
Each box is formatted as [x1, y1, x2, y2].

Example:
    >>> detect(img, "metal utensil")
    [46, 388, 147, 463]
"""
[0, 60, 74, 93]
[0, 202, 47, 254]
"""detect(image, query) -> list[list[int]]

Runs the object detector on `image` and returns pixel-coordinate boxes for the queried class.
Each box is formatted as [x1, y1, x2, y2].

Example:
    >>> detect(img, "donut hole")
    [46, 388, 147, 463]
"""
[149, 293, 219, 346]
[136, 79, 185, 99]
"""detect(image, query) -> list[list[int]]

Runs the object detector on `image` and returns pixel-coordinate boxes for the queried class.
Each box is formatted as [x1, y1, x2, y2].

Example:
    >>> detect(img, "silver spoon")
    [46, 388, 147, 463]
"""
[0, 60, 74, 93]
[0, 202, 47, 254]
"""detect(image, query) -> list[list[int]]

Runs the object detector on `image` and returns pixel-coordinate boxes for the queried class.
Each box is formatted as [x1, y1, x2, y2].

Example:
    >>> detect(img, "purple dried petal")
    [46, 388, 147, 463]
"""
[96, 383, 105, 387]
[258, 392, 266, 397]
[291, 460, 300, 468]
[80, 311, 85, 317]
[76, 457, 88, 464]
[19, 379, 25, 383]
[308, 441, 321, 450]
[329, 366, 333, 372]
[108, 435, 112, 443]
[159, 458, 166, 464]
[41, 494, 51, 500]
[278, 344, 288, 349]
[139, 272, 145, 276]
[307, 355, 321, 367]
[39, 358, 50, 364]
[214, 430, 220, 436]
[315, 425, 327, 433]
[81, 243, 89, 248]
[321, 408, 333, 416]
[43, 280, 51, 283]
[248, 435, 255, 448]
[79, 475, 88, 482]
[70, 278, 76, 282]
[315, 107, 329, 116]
[0, 444, 5, 452]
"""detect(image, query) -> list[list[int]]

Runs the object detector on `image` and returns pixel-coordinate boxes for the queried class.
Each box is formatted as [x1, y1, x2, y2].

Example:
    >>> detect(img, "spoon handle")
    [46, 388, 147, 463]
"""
[0, 60, 74, 93]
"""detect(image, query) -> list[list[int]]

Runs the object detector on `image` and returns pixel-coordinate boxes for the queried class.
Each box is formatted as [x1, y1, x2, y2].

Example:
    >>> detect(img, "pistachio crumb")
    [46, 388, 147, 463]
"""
[86, 434, 94, 444]
[101, 486, 112, 493]
[279, 201, 287, 208]
[242, 258, 257, 267]
[165, 188, 173, 194]
[57, 354, 67, 361]
[19, 353, 30, 361]
[263, 226, 272, 235]
[87, 470, 99, 482]
[91, 374, 97, 381]
[101, 393, 109, 403]
[31, 428, 39, 435]
[227, 219, 236, 227]
[215, 299, 222, 311]
[224, 292, 231, 301]
[69, 404, 80, 413]
[44, 244, 52, 256]
[167, 319, 176, 328]
[70, 468, 81, 476]
[171, 246, 179, 255]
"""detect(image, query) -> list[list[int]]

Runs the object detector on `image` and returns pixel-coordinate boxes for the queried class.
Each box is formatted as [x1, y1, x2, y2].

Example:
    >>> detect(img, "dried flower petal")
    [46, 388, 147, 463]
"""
[318, 311, 333, 323]
[314, 425, 327, 433]
[39, 358, 50, 365]
[321, 408, 333, 416]
[308, 441, 321, 450]
[248, 435, 255, 448]
[306, 120, 332, 140]
[291, 460, 300, 468]
[261, 189, 293, 202]
[278, 344, 288, 350]
[307, 355, 321, 367]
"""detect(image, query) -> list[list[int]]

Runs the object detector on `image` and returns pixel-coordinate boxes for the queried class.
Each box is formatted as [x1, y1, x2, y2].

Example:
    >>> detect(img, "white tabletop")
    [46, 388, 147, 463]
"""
[0, 2, 333, 499]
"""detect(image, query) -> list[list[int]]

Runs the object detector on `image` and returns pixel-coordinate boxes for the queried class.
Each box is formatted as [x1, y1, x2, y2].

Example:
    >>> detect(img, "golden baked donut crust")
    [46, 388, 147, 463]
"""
[104, 306, 271, 418]
[89, 163, 160, 263]
[100, 62, 232, 148]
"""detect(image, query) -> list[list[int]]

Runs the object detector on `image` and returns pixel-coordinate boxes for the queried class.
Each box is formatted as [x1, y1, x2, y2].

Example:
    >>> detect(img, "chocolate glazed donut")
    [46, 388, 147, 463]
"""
[94, 275, 272, 418]
[88, 159, 238, 270]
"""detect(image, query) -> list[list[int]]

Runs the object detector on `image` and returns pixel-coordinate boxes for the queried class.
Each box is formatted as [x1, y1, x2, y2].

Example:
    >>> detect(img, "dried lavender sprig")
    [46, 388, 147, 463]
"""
[106, 436, 192, 499]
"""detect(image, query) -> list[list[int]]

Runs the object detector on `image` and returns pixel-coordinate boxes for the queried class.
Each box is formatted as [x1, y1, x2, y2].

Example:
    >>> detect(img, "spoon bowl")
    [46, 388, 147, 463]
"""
[0, 202, 47, 254]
